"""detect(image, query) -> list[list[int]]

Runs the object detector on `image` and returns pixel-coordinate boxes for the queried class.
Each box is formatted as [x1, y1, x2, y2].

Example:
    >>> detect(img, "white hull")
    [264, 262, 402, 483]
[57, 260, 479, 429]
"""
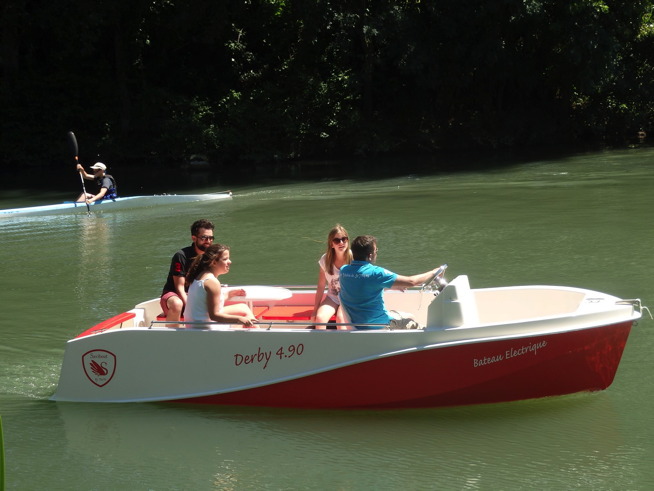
[0, 192, 232, 218]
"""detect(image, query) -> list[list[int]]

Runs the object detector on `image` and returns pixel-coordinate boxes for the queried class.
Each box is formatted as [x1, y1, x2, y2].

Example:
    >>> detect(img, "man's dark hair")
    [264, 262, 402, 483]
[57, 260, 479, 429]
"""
[351, 235, 377, 261]
[191, 219, 215, 236]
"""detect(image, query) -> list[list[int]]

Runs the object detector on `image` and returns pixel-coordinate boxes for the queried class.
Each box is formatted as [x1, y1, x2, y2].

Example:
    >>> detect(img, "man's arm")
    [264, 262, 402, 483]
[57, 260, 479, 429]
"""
[76, 164, 94, 181]
[392, 268, 441, 290]
[173, 275, 188, 304]
[88, 187, 107, 203]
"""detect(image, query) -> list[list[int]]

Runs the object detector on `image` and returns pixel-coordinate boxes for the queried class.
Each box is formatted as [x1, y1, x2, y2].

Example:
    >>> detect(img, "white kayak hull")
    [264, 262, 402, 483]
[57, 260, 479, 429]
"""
[0, 192, 232, 218]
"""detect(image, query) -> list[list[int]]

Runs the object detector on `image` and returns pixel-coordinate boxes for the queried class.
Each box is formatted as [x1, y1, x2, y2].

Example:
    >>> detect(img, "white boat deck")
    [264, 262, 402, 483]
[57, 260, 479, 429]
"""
[77, 276, 641, 339]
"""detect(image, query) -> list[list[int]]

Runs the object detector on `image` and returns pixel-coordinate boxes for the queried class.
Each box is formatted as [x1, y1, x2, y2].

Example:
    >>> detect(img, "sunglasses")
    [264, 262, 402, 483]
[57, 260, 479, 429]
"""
[198, 235, 215, 241]
[332, 237, 348, 244]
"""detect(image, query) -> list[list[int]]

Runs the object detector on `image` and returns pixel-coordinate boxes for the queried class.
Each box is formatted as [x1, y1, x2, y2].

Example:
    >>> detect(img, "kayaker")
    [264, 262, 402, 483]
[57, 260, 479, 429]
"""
[311, 224, 353, 329]
[339, 235, 443, 330]
[76, 162, 118, 203]
[185, 243, 257, 327]
[160, 219, 215, 325]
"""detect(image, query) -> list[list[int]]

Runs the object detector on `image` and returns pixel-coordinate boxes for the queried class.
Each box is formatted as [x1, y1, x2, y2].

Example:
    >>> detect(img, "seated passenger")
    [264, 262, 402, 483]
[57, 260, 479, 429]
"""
[160, 219, 215, 326]
[339, 235, 442, 330]
[76, 162, 118, 202]
[311, 224, 353, 329]
[185, 243, 256, 327]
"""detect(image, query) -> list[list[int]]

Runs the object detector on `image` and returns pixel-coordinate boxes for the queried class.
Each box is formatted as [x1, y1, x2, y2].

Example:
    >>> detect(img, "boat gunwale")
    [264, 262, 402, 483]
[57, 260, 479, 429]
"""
[71, 284, 643, 341]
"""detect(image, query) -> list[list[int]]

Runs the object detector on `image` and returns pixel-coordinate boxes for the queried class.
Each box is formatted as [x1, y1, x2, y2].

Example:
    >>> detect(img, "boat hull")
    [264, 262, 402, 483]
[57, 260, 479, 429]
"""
[0, 192, 232, 218]
[51, 279, 643, 409]
[177, 321, 631, 409]
[51, 317, 634, 409]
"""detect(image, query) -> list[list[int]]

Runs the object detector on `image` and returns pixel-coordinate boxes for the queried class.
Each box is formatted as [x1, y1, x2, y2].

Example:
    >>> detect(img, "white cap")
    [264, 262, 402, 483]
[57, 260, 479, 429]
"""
[90, 162, 106, 171]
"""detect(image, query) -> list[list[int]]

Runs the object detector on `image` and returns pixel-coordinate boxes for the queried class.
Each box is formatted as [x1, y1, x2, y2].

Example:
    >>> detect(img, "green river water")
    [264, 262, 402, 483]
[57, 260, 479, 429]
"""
[1, 148, 653, 490]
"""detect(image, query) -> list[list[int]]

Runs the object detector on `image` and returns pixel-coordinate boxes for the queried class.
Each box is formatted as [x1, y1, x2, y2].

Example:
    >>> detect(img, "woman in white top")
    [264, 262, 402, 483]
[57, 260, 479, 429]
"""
[311, 224, 353, 328]
[185, 243, 256, 327]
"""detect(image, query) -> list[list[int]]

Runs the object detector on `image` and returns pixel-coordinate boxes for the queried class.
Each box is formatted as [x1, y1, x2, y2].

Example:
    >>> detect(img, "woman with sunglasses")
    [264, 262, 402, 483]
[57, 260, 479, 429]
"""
[311, 224, 353, 328]
[185, 243, 257, 327]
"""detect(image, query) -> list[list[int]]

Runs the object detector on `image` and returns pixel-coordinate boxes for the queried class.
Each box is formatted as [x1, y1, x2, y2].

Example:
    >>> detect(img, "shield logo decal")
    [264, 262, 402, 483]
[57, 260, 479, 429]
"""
[82, 349, 117, 387]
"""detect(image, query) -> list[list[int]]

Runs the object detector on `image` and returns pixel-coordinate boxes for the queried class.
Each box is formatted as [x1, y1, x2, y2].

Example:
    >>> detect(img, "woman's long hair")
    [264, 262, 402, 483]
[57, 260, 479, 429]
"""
[325, 224, 353, 274]
[186, 243, 230, 284]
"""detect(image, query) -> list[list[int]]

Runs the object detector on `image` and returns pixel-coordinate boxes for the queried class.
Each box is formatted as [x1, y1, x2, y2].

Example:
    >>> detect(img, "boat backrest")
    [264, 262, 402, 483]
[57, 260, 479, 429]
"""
[383, 289, 436, 326]
[427, 275, 479, 328]
[134, 298, 163, 324]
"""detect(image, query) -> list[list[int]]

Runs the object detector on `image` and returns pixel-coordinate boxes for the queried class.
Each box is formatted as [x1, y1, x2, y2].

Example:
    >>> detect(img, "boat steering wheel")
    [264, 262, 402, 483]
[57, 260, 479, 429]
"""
[421, 264, 448, 293]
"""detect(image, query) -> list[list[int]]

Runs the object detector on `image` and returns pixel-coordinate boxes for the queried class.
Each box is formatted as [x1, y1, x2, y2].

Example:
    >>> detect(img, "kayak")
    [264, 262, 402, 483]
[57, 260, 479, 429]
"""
[0, 192, 232, 218]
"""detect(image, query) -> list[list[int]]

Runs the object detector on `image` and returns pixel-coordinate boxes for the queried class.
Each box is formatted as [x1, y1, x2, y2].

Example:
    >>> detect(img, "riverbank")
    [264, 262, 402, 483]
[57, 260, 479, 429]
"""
[2, 141, 651, 195]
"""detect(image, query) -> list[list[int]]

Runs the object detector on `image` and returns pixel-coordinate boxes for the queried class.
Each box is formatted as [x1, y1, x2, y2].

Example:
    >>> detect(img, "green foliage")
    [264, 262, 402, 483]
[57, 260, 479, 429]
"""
[1, 0, 653, 172]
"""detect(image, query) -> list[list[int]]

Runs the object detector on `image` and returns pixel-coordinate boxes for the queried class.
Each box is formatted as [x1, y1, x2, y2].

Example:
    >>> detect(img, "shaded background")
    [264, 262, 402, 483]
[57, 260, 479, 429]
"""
[1, 0, 653, 177]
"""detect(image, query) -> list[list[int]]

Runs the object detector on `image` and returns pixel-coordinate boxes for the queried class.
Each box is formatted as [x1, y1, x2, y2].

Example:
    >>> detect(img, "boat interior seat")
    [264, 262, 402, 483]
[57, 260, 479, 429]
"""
[427, 275, 479, 328]
[254, 305, 335, 322]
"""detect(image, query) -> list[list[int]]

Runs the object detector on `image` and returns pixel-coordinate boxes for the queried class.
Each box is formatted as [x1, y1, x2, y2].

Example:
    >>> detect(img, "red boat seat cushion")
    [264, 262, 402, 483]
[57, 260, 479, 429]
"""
[255, 305, 336, 322]
[155, 306, 332, 322]
[75, 311, 136, 338]
[156, 314, 184, 321]
[259, 306, 314, 320]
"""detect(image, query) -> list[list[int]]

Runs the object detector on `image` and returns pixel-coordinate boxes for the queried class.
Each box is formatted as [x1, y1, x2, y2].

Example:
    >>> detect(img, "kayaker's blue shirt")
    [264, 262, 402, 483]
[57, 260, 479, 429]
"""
[339, 260, 397, 329]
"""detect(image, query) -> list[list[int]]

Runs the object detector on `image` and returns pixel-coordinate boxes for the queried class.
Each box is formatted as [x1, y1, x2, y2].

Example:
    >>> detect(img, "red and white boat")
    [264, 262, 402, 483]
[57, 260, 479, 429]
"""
[51, 269, 646, 409]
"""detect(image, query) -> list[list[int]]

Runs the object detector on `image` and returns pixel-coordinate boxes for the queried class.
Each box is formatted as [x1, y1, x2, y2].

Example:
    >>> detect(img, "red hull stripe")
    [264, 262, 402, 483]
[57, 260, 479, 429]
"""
[175, 322, 632, 409]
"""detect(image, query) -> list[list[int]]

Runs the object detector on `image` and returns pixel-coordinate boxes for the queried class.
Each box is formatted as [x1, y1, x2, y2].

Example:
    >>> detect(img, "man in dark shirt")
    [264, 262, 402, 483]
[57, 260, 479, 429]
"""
[160, 219, 215, 324]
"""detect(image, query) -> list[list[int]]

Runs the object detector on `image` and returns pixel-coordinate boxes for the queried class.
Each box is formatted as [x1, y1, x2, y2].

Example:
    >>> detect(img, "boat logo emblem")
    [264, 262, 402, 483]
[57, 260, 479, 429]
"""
[82, 349, 116, 387]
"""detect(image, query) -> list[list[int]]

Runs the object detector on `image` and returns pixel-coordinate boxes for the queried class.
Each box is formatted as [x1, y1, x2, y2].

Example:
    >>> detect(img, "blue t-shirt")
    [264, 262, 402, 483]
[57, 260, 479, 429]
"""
[339, 260, 397, 329]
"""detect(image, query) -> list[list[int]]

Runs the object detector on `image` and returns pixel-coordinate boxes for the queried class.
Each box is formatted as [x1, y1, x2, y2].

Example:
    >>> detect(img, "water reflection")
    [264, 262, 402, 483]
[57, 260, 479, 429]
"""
[74, 215, 112, 303]
[51, 393, 631, 489]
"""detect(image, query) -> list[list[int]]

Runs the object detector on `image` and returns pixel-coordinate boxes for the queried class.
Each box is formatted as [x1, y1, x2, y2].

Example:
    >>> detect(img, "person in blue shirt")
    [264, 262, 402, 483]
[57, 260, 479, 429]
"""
[339, 235, 442, 330]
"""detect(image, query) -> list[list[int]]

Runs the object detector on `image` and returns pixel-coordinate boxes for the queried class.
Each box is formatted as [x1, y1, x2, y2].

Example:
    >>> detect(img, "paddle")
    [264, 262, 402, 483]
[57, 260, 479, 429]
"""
[67, 131, 91, 216]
